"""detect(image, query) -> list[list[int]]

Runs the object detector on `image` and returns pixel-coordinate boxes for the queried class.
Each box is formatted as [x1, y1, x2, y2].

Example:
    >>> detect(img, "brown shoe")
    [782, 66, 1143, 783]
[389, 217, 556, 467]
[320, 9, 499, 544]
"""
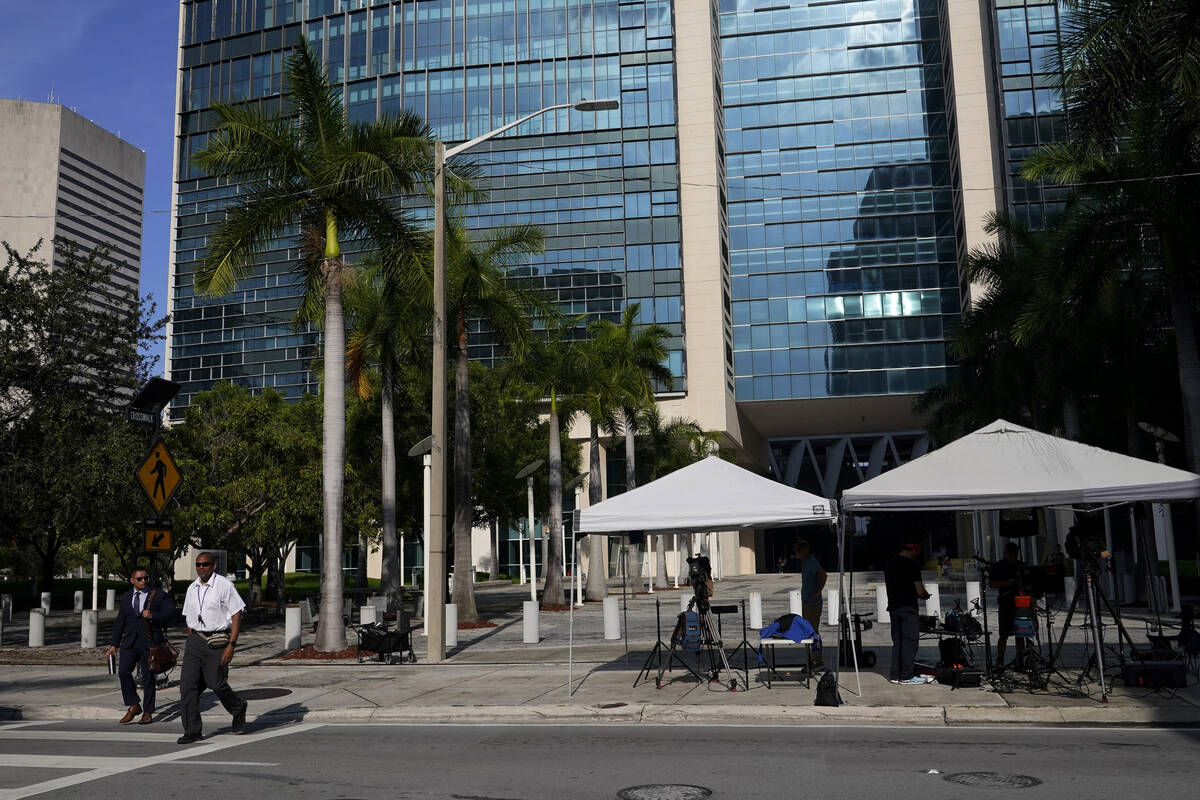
[118, 704, 142, 724]
[137, 712, 153, 725]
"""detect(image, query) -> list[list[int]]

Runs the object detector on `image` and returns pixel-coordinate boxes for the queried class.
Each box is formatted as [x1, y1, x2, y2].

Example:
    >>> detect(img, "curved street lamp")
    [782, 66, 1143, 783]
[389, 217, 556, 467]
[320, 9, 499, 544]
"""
[426, 99, 619, 661]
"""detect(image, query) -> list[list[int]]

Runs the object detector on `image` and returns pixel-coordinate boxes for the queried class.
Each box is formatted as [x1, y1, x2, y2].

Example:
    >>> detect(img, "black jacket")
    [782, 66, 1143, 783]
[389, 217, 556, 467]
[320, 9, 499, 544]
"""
[109, 588, 176, 650]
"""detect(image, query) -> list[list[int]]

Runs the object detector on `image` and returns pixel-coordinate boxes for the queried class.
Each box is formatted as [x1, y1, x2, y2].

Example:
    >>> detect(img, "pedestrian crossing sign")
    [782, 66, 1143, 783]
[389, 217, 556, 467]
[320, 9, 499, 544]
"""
[137, 440, 181, 514]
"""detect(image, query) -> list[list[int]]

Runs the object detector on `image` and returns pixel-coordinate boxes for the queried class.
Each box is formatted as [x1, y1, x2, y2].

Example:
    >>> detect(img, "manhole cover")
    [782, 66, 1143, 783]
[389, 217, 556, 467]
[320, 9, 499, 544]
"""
[239, 688, 292, 700]
[617, 785, 712, 800]
[944, 772, 1042, 789]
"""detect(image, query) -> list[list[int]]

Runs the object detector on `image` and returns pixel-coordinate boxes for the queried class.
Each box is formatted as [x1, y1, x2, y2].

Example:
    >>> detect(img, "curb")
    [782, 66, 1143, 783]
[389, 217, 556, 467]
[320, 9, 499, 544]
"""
[8, 702, 1200, 727]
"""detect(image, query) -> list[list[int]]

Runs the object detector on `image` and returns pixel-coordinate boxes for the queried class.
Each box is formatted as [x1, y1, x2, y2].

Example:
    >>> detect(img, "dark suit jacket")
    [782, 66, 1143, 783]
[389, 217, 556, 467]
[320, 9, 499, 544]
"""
[110, 587, 176, 650]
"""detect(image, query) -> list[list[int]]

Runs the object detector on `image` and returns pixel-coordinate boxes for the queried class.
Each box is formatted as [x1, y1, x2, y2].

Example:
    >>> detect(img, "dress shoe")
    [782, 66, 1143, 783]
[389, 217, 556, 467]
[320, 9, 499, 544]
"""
[231, 703, 247, 733]
[137, 712, 153, 725]
[118, 705, 142, 724]
[177, 732, 202, 744]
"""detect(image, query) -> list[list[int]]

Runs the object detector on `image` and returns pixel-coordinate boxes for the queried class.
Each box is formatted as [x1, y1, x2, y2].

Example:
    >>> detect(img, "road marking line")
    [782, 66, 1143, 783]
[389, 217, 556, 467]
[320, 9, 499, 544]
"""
[0, 723, 322, 800]
[174, 760, 281, 766]
[0, 731, 180, 742]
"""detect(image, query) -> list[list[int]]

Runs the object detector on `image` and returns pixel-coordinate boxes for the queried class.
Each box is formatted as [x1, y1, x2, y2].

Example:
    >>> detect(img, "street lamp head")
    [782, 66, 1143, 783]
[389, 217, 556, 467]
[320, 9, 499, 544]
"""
[516, 459, 545, 480]
[1138, 422, 1180, 443]
[573, 99, 619, 112]
[407, 435, 433, 457]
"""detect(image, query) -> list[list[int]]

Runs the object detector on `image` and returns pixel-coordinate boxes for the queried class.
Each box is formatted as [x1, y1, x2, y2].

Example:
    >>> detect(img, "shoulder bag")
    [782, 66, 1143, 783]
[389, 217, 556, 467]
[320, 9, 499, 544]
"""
[144, 590, 179, 674]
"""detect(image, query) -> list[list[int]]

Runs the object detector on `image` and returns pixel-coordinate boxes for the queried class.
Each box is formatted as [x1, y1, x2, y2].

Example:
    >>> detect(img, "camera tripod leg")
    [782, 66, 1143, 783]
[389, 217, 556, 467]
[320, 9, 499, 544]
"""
[699, 608, 740, 691]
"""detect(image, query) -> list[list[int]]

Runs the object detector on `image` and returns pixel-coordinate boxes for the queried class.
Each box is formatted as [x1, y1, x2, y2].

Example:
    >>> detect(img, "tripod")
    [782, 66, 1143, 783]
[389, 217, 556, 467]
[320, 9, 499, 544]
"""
[1052, 562, 1140, 702]
[654, 591, 740, 691]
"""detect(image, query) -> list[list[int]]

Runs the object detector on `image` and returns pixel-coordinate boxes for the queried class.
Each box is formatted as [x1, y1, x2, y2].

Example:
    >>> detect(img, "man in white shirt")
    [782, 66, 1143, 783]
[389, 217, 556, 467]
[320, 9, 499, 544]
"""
[177, 552, 249, 744]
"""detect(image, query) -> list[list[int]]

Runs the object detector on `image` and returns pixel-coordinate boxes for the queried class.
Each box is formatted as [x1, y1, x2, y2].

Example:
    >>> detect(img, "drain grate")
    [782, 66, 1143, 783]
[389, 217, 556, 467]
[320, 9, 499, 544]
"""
[943, 772, 1042, 789]
[617, 785, 712, 800]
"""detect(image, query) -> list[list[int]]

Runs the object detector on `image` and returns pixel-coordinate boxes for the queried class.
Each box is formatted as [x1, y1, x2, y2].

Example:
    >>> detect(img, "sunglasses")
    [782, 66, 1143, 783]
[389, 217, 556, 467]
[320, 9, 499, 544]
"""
[195, 562, 214, 567]
[132, 576, 149, 581]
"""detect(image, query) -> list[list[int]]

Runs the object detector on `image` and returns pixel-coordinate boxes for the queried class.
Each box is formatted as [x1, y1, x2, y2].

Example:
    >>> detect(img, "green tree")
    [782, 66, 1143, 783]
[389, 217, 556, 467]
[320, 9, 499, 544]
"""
[0, 240, 165, 588]
[170, 383, 321, 607]
[190, 38, 432, 651]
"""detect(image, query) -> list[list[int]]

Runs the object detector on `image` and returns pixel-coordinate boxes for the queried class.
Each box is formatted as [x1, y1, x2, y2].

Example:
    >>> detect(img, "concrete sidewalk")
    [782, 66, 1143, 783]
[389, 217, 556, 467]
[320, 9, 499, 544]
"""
[1, 574, 1197, 728]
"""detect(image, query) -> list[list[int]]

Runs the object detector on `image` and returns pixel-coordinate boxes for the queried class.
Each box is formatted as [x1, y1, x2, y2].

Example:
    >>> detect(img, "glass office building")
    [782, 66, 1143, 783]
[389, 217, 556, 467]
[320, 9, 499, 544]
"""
[168, 0, 1029, 499]
[168, 0, 686, 416]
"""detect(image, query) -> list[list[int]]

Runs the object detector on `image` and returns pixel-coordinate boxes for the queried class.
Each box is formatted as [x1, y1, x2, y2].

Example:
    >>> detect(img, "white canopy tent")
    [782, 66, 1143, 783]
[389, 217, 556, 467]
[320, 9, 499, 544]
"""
[835, 419, 1200, 696]
[841, 419, 1200, 511]
[577, 455, 836, 534]
[570, 456, 835, 694]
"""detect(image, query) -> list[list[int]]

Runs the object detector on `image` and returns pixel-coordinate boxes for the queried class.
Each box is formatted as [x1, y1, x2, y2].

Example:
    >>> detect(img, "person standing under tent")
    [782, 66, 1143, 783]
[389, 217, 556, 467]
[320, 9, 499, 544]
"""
[884, 540, 933, 684]
[990, 542, 1027, 671]
[794, 539, 827, 667]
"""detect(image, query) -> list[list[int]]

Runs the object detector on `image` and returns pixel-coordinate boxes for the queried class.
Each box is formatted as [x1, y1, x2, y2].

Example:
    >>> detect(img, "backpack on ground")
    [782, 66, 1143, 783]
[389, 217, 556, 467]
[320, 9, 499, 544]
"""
[814, 670, 843, 706]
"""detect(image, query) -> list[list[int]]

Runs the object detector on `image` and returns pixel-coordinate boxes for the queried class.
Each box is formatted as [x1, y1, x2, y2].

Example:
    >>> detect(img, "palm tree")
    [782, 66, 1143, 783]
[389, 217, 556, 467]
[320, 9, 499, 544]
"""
[516, 314, 591, 607]
[345, 258, 430, 606]
[191, 37, 432, 651]
[574, 351, 623, 601]
[1030, 2, 1200, 468]
[589, 303, 672, 590]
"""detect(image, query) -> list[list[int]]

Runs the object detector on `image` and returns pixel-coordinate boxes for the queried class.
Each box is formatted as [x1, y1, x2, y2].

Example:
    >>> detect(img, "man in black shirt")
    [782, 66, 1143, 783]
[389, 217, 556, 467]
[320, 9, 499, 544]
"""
[884, 541, 932, 684]
[989, 542, 1026, 670]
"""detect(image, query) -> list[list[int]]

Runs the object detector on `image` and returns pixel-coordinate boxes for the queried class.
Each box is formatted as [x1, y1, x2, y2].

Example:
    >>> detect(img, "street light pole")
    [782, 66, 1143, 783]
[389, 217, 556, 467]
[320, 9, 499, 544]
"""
[427, 100, 617, 662]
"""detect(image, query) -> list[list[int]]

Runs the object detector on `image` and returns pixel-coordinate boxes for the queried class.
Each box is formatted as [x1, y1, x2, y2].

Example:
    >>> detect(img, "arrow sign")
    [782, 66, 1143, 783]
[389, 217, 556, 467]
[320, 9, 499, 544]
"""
[144, 523, 173, 552]
[137, 439, 181, 514]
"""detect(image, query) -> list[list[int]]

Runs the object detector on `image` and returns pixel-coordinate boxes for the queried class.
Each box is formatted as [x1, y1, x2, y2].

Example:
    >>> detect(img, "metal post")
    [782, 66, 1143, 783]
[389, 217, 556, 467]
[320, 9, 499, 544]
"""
[527, 475, 537, 601]
[422, 453, 431, 636]
[427, 141, 448, 661]
[91, 553, 98, 611]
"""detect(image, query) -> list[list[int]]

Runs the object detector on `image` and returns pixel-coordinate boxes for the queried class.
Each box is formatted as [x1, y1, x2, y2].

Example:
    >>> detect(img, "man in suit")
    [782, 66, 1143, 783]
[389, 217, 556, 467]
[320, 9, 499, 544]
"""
[105, 566, 176, 724]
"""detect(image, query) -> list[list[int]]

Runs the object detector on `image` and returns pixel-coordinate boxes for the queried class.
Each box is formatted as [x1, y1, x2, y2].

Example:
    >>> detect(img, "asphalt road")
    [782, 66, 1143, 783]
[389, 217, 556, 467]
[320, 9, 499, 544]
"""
[1, 721, 1197, 800]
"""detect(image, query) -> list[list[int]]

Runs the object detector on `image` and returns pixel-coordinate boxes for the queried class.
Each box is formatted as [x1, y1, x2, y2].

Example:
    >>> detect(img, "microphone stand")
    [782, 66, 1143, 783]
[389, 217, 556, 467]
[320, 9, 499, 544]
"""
[975, 556, 994, 675]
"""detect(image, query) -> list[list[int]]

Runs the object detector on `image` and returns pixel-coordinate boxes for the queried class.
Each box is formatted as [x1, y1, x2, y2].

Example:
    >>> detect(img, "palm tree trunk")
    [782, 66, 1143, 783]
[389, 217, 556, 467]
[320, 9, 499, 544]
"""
[489, 518, 499, 581]
[1062, 394, 1082, 440]
[1166, 272, 1200, 472]
[585, 420, 608, 601]
[380, 367, 399, 602]
[452, 318, 478, 622]
[623, 408, 642, 592]
[315, 257, 347, 652]
[543, 400, 565, 605]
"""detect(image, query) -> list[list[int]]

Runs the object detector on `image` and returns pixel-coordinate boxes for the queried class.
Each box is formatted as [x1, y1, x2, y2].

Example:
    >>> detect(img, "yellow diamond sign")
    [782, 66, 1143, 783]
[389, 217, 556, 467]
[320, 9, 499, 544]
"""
[137, 440, 181, 514]
[145, 525, 173, 552]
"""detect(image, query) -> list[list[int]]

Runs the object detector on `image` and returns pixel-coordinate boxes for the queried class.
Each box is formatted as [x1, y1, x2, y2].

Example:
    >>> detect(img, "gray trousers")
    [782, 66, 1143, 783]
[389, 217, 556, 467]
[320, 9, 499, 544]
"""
[889, 605, 920, 680]
[179, 632, 245, 736]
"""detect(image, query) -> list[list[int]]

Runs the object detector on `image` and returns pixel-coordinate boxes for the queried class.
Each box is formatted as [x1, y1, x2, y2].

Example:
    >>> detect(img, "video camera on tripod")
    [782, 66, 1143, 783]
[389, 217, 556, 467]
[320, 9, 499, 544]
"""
[687, 555, 713, 607]
[1064, 517, 1108, 577]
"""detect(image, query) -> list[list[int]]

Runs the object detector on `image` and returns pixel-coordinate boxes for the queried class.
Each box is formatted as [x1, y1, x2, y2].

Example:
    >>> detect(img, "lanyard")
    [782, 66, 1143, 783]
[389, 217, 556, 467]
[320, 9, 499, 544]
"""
[197, 582, 213, 627]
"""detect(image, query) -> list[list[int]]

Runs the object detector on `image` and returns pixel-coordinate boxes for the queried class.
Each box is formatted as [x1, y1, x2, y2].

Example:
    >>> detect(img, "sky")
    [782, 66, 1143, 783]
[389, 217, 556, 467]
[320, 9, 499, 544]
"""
[0, 0, 180, 370]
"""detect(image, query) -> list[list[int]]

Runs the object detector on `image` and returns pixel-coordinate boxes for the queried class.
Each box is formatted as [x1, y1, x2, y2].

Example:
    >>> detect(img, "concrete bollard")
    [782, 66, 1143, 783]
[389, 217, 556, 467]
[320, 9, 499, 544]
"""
[925, 584, 941, 620]
[789, 590, 803, 616]
[105, 589, 116, 612]
[1, 593, 11, 622]
[875, 585, 890, 623]
[29, 609, 46, 647]
[680, 593, 690, 612]
[40, 592, 51, 615]
[81, 610, 98, 648]
[827, 589, 839, 626]
[603, 596, 620, 640]
[418, 592, 427, 636]
[73, 590, 84, 613]
[522, 600, 539, 644]
[1064, 577, 1077, 606]
[966, 580, 981, 616]
[359, 604, 377, 625]
[749, 591, 763, 628]
[284, 606, 301, 650]
[445, 603, 458, 648]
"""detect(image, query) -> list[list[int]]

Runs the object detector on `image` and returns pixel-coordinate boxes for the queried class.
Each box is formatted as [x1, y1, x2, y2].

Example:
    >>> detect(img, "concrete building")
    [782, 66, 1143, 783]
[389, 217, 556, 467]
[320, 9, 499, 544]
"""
[0, 99, 145, 306]
[167, 0, 1063, 578]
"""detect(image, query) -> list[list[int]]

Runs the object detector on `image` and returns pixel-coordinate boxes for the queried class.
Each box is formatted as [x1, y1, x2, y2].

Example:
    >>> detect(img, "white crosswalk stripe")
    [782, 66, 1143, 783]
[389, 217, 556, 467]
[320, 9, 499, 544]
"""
[0, 722, 320, 800]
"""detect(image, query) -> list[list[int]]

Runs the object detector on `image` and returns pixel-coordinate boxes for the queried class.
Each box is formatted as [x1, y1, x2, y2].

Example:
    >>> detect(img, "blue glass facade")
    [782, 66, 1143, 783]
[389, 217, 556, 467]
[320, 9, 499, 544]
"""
[721, 0, 959, 402]
[170, 0, 686, 414]
[994, 0, 1067, 229]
